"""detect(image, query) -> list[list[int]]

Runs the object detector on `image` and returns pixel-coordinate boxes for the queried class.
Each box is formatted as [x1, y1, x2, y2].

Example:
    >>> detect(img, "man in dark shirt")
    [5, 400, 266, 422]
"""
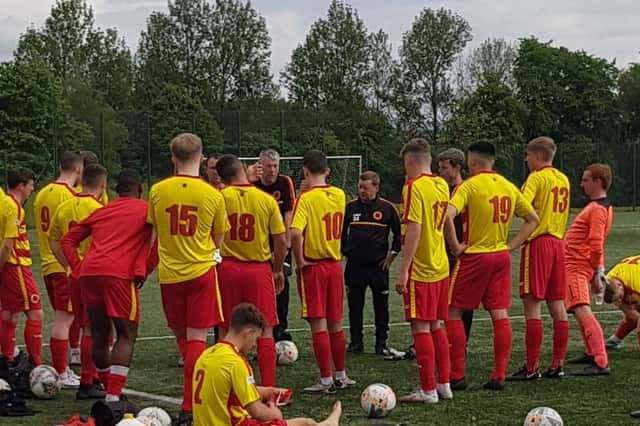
[255, 149, 296, 342]
[341, 171, 401, 355]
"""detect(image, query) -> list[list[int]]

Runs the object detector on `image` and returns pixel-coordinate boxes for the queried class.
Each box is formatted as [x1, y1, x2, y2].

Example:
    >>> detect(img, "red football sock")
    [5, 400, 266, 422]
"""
[106, 365, 129, 401]
[551, 320, 569, 368]
[492, 318, 512, 381]
[576, 317, 592, 356]
[69, 318, 80, 349]
[50, 337, 69, 374]
[583, 314, 608, 368]
[614, 318, 637, 340]
[97, 367, 110, 389]
[446, 320, 466, 381]
[432, 327, 450, 384]
[182, 340, 206, 411]
[257, 337, 276, 387]
[312, 331, 332, 379]
[329, 330, 346, 373]
[25, 320, 43, 365]
[413, 332, 435, 392]
[0, 320, 16, 361]
[80, 335, 97, 386]
[177, 336, 188, 359]
[525, 319, 543, 372]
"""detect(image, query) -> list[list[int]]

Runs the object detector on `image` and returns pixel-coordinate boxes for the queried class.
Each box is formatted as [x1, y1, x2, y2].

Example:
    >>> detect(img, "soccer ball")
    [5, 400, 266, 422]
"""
[0, 378, 11, 391]
[360, 383, 396, 418]
[116, 416, 146, 426]
[524, 407, 563, 426]
[275, 340, 298, 365]
[29, 365, 61, 399]
[137, 407, 172, 426]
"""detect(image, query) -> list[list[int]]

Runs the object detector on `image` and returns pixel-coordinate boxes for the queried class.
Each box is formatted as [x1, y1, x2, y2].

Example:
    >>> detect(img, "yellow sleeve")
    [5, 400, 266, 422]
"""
[48, 206, 65, 241]
[514, 188, 534, 218]
[404, 183, 424, 224]
[2, 202, 19, 239]
[269, 197, 286, 235]
[211, 191, 230, 235]
[146, 187, 157, 225]
[231, 359, 261, 407]
[450, 181, 472, 214]
[520, 173, 538, 204]
[290, 195, 308, 232]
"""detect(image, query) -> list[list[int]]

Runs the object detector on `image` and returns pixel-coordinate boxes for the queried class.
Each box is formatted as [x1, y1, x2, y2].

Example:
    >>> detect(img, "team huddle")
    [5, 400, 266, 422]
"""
[0, 132, 639, 425]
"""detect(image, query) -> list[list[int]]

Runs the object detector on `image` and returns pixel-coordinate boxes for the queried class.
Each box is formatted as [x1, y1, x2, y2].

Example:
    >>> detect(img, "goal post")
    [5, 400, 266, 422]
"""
[240, 155, 363, 198]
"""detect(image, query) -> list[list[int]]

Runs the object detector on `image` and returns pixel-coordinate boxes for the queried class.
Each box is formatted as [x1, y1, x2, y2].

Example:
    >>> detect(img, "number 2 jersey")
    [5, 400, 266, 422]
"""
[291, 185, 346, 261]
[607, 255, 640, 306]
[147, 175, 229, 284]
[450, 171, 533, 254]
[520, 166, 570, 240]
[220, 184, 286, 262]
[401, 173, 450, 282]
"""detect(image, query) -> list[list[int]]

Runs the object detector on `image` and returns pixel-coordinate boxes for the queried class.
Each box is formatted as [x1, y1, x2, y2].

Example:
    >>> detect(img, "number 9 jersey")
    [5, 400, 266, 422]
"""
[147, 175, 229, 284]
[450, 171, 533, 254]
[520, 166, 570, 240]
[291, 185, 346, 261]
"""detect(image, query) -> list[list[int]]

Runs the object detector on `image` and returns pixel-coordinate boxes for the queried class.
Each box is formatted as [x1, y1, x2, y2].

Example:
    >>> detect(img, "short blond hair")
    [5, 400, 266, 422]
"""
[400, 138, 431, 162]
[526, 137, 557, 162]
[170, 133, 203, 162]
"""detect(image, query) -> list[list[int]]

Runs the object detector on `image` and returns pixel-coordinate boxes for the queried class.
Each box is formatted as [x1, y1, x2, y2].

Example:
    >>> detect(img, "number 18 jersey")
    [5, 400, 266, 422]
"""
[147, 175, 229, 284]
[450, 171, 533, 254]
[521, 166, 570, 240]
[291, 185, 346, 261]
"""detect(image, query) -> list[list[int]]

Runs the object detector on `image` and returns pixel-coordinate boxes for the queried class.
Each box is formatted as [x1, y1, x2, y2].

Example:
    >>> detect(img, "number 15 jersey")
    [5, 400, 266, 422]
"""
[450, 171, 533, 254]
[147, 175, 229, 284]
[291, 185, 346, 261]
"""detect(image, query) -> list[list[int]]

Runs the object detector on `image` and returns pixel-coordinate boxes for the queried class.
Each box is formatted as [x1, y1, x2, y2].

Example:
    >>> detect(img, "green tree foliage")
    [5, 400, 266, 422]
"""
[455, 38, 517, 96]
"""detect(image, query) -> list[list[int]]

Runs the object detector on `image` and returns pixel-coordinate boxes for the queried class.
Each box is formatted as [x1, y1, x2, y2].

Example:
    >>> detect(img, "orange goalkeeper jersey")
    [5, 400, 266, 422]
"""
[564, 198, 613, 267]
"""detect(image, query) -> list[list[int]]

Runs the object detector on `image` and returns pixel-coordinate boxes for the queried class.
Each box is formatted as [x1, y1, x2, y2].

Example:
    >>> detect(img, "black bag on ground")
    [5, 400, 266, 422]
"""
[91, 399, 139, 426]
[0, 389, 40, 416]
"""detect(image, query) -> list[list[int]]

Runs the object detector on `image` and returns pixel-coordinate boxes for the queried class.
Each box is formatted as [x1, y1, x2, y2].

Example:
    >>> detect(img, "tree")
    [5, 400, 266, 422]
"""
[396, 7, 472, 143]
[619, 64, 640, 137]
[282, 0, 371, 108]
[455, 38, 517, 96]
[366, 29, 396, 114]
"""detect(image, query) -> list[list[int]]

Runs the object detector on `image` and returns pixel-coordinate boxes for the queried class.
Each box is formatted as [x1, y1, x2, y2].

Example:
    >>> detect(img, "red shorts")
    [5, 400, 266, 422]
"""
[80, 276, 140, 324]
[296, 260, 343, 321]
[404, 278, 449, 322]
[519, 236, 566, 300]
[449, 251, 511, 311]
[218, 259, 278, 327]
[565, 263, 592, 311]
[69, 277, 88, 328]
[44, 272, 72, 312]
[239, 419, 287, 426]
[160, 267, 223, 330]
[0, 265, 42, 313]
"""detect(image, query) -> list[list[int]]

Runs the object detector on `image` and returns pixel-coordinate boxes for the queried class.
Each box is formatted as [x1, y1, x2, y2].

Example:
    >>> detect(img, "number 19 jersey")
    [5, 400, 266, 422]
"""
[521, 166, 570, 240]
[450, 171, 533, 254]
[291, 185, 346, 261]
[147, 175, 229, 284]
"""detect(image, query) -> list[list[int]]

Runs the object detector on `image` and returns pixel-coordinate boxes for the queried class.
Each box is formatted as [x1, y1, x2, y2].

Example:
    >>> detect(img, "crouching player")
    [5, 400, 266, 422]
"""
[62, 170, 156, 404]
[193, 303, 342, 426]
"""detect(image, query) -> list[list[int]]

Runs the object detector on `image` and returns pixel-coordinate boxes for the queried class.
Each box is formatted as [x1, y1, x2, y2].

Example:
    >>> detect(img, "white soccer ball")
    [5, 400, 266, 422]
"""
[275, 340, 298, 365]
[29, 365, 61, 399]
[116, 417, 146, 426]
[0, 378, 11, 391]
[137, 407, 172, 426]
[360, 383, 396, 418]
[524, 407, 563, 426]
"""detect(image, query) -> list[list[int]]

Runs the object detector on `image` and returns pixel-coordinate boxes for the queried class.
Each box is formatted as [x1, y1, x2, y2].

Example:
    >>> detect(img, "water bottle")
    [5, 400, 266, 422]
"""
[594, 276, 606, 305]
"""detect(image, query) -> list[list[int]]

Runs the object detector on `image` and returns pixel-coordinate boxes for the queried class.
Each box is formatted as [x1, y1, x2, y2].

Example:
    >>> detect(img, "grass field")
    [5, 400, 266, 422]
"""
[6, 210, 640, 426]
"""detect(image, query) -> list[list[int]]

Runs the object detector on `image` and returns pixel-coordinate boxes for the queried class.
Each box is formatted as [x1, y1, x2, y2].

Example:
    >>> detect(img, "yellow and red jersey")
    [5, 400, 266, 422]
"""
[192, 341, 261, 426]
[33, 182, 77, 275]
[401, 173, 450, 282]
[521, 166, 570, 240]
[450, 171, 533, 254]
[220, 184, 285, 262]
[607, 255, 640, 306]
[147, 175, 229, 284]
[291, 185, 346, 261]
[0, 194, 31, 266]
[48, 194, 104, 260]
[74, 184, 108, 205]
[564, 198, 614, 268]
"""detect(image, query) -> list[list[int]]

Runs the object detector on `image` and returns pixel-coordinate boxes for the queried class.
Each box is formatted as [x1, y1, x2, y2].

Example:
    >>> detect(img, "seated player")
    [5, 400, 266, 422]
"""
[215, 154, 288, 387]
[603, 255, 640, 349]
[0, 169, 43, 367]
[62, 170, 156, 405]
[192, 303, 342, 426]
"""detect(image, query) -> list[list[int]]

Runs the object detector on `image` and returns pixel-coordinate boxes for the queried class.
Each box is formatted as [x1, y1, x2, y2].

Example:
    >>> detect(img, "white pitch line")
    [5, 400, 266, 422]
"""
[122, 388, 182, 405]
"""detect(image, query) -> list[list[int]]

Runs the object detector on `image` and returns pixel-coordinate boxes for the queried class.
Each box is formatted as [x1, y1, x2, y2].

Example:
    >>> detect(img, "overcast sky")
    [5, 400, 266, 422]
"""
[2, 0, 639, 78]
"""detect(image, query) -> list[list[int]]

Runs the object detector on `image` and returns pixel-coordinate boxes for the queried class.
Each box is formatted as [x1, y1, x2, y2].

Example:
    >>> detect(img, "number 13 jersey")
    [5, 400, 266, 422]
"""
[521, 166, 570, 241]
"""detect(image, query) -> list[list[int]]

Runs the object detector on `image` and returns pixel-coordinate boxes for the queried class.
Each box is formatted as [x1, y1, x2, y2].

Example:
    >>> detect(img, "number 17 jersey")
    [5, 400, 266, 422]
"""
[147, 175, 229, 284]
[291, 185, 346, 261]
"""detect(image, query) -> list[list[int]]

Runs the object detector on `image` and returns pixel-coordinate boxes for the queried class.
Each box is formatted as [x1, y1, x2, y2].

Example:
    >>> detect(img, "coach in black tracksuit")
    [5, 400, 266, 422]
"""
[341, 171, 402, 354]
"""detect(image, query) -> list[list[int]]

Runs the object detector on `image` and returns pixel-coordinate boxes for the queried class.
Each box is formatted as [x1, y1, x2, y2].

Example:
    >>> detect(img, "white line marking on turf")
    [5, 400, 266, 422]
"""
[122, 388, 181, 405]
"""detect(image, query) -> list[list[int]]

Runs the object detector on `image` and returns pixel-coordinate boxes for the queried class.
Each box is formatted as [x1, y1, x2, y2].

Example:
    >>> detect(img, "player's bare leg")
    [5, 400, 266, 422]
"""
[484, 308, 511, 390]
[606, 305, 639, 350]
[50, 310, 79, 387]
[103, 317, 138, 402]
[87, 307, 112, 389]
[572, 305, 610, 375]
[287, 400, 342, 426]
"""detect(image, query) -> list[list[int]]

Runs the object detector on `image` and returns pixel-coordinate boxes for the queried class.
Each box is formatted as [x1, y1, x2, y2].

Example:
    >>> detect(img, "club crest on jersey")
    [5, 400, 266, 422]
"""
[247, 376, 255, 385]
[352, 213, 361, 222]
[272, 190, 281, 201]
[373, 211, 383, 221]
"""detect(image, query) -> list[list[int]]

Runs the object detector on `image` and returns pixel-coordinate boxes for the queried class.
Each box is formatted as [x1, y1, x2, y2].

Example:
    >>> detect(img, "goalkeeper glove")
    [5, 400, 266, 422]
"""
[592, 266, 606, 293]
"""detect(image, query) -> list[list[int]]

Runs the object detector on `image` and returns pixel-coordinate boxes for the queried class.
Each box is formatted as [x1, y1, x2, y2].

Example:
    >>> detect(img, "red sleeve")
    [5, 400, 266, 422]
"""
[587, 205, 607, 268]
[61, 220, 92, 275]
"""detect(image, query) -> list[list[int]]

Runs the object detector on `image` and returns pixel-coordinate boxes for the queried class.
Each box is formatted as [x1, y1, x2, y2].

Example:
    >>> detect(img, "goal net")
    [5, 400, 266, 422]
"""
[240, 155, 363, 198]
